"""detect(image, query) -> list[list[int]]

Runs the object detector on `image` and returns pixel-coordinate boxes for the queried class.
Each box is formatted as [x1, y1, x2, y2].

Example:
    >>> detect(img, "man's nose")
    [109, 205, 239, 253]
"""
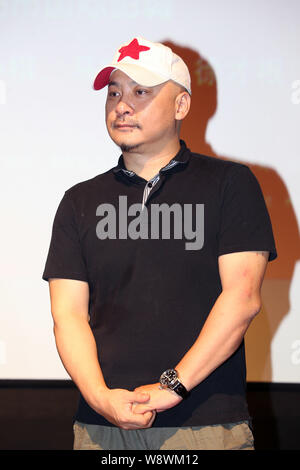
[115, 97, 134, 117]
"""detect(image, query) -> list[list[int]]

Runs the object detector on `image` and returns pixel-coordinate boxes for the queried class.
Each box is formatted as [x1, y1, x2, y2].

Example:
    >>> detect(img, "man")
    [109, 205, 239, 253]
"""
[43, 37, 277, 450]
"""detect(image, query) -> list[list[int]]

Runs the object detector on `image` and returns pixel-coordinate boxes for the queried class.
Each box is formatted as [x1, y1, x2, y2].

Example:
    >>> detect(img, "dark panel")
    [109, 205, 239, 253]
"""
[0, 381, 299, 450]
[0, 381, 79, 450]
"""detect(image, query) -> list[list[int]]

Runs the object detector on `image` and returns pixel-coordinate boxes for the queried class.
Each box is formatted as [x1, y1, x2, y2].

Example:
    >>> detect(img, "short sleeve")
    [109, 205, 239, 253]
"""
[218, 165, 277, 261]
[42, 191, 89, 282]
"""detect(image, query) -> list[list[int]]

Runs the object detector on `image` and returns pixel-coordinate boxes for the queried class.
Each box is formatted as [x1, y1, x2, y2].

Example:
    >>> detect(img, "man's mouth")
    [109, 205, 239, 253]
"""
[114, 123, 139, 129]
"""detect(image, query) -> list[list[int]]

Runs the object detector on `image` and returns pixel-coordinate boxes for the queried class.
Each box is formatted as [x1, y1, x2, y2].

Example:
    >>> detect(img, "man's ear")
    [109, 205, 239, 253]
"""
[175, 92, 191, 120]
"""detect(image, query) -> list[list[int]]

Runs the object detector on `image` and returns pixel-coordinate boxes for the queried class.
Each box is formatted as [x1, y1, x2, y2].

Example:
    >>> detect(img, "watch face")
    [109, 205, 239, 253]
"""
[160, 369, 178, 387]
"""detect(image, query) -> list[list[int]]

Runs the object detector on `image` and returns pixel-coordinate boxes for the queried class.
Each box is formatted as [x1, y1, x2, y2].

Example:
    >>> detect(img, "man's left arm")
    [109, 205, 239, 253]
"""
[133, 250, 269, 413]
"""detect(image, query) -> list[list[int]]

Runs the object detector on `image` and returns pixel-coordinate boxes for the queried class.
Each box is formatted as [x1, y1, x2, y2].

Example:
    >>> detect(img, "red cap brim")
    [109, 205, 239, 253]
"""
[93, 66, 115, 90]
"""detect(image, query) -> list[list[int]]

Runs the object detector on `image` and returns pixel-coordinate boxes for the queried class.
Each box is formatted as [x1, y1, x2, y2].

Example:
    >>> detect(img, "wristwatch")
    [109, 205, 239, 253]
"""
[159, 368, 189, 399]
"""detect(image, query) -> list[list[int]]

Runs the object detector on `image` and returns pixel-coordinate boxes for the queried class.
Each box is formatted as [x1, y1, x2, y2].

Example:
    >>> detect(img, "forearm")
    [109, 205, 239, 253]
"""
[49, 278, 155, 429]
[134, 291, 259, 414]
[53, 315, 108, 408]
[53, 315, 155, 429]
[134, 252, 267, 414]
[175, 289, 261, 391]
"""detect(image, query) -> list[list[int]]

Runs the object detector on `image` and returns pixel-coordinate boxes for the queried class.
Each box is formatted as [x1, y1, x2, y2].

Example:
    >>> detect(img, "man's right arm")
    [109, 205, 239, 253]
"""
[48, 278, 155, 430]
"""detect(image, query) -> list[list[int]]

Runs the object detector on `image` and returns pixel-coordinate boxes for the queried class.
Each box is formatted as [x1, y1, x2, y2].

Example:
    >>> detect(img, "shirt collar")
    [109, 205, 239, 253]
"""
[112, 140, 190, 181]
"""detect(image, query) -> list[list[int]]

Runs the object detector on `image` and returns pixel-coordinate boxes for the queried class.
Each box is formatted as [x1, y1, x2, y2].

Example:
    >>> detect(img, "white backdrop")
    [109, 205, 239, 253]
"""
[0, 0, 299, 382]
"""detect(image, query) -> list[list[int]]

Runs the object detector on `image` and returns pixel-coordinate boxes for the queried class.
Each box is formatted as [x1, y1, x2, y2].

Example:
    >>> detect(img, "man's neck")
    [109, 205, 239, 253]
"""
[121, 138, 181, 181]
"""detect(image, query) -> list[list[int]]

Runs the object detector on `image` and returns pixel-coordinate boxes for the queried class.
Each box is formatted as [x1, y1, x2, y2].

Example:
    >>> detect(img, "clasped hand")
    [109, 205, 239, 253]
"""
[132, 382, 183, 414]
[94, 383, 182, 431]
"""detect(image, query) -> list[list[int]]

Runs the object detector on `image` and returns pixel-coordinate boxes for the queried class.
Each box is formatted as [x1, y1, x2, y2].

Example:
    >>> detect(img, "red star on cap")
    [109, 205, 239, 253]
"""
[117, 38, 150, 62]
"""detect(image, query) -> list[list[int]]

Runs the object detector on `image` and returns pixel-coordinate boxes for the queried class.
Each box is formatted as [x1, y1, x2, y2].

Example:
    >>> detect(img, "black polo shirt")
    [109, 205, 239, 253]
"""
[42, 140, 277, 427]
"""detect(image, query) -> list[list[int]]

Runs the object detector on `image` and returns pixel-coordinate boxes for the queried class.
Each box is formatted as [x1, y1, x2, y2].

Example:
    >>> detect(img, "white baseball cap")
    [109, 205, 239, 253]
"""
[93, 37, 191, 95]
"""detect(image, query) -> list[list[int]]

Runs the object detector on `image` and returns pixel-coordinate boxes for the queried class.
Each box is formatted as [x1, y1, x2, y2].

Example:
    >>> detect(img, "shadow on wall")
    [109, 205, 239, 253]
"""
[162, 39, 300, 382]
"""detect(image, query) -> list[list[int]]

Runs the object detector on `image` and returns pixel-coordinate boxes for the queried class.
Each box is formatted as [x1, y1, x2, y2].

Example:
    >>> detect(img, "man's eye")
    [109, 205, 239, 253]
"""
[136, 89, 148, 95]
[108, 90, 120, 97]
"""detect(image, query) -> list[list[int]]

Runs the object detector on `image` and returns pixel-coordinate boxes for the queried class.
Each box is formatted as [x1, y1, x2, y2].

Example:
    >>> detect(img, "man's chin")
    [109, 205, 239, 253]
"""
[119, 142, 142, 153]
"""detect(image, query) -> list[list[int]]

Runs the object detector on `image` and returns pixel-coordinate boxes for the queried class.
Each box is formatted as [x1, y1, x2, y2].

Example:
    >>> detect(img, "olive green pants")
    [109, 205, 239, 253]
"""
[73, 420, 254, 450]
